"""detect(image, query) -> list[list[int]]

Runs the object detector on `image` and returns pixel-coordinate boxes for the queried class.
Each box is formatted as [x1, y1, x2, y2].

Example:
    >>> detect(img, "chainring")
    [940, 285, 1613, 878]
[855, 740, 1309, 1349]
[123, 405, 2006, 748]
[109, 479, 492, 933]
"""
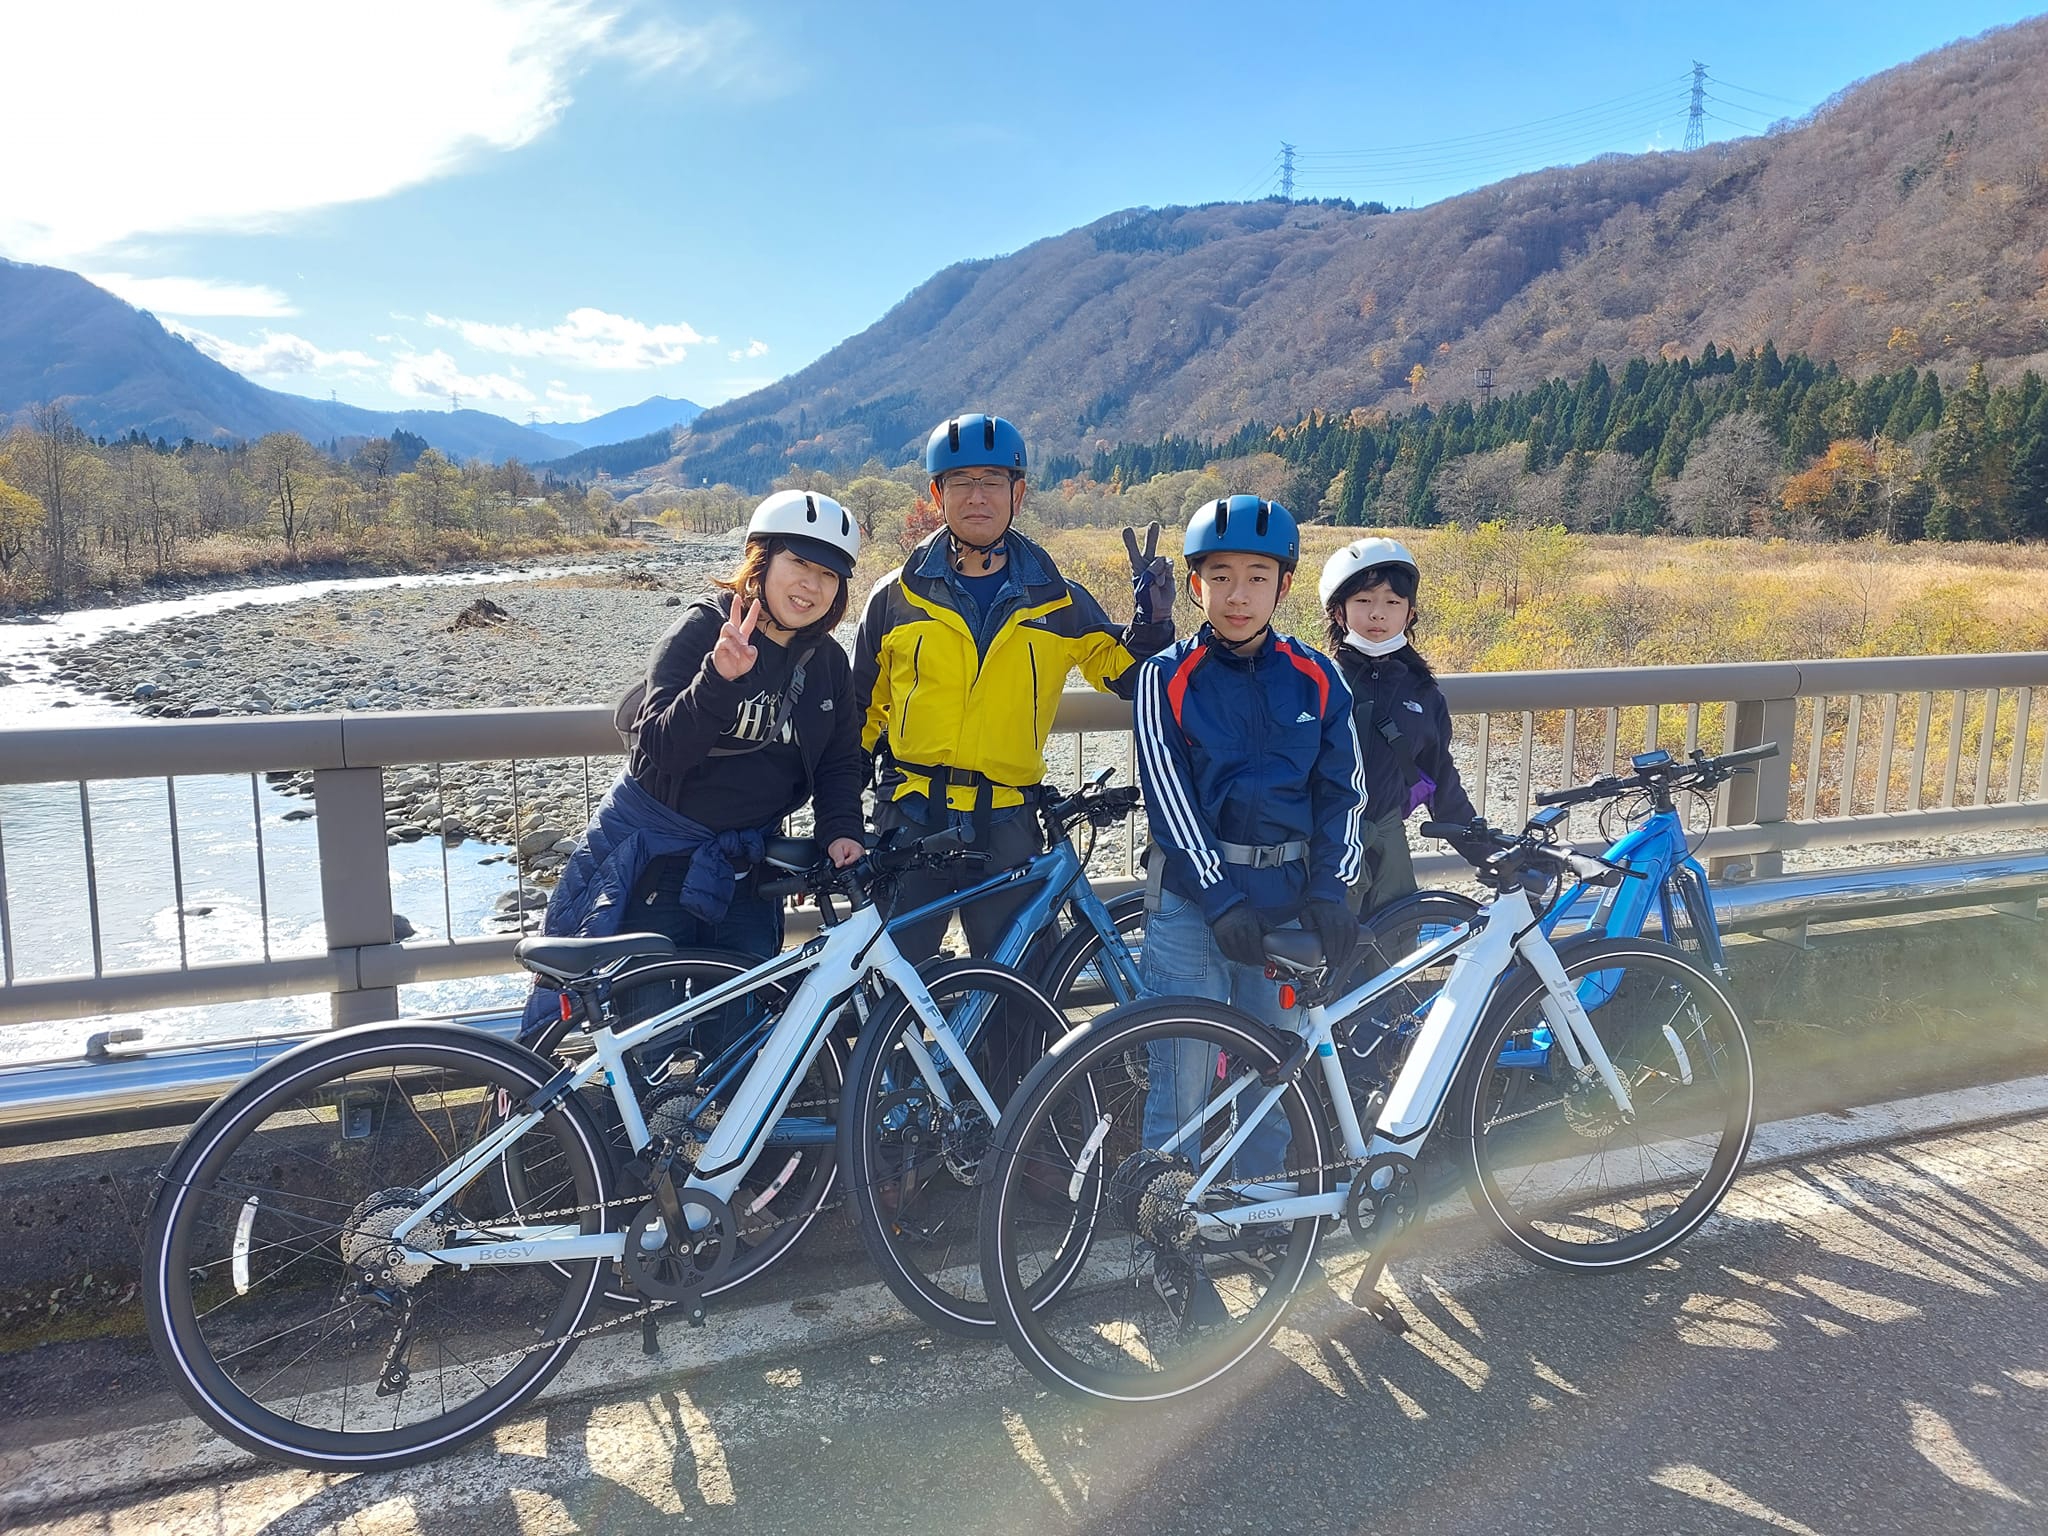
[620, 1191, 737, 1303]
[1344, 1153, 1420, 1247]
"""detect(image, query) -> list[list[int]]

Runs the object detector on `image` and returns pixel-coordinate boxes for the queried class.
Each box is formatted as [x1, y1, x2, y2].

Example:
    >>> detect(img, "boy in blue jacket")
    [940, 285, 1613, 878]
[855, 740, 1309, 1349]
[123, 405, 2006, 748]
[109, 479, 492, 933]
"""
[1134, 496, 1368, 1182]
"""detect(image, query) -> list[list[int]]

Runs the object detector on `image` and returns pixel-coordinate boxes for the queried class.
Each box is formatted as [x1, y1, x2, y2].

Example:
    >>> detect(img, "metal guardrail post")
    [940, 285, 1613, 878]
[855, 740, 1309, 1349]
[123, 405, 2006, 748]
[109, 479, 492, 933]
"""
[313, 767, 399, 1027]
[1717, 693, 1798, 880]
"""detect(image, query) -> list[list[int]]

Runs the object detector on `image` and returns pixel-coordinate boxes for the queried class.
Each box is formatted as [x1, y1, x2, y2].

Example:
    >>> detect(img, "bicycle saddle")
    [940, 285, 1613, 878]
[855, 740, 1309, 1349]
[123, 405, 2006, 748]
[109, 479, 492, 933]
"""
[1261, 929, 1326, 972]
[763, 836, 822, 871]
[514, 931, 678, 982]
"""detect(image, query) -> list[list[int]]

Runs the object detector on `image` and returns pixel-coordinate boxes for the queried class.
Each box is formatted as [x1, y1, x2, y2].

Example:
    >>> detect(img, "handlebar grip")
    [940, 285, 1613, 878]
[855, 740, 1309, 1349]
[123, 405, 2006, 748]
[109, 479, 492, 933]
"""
[757, 876, 808, 901]
[1418, 820, 1472, 841]
[1719, 741, 1781, 765]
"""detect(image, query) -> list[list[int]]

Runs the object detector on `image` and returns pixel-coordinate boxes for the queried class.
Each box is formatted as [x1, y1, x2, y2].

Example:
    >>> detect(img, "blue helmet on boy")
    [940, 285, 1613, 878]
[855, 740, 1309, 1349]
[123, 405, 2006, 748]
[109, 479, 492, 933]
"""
[925, 413, 1028, 479]
[1182, 495, 1299, 572]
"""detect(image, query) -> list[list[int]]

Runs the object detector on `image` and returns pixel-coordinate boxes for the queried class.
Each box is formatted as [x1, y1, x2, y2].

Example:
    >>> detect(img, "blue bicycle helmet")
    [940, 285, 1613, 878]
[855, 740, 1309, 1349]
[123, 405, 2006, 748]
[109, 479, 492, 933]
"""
[1182, 495, 1299, 571]
[925, 413, 1027, 478]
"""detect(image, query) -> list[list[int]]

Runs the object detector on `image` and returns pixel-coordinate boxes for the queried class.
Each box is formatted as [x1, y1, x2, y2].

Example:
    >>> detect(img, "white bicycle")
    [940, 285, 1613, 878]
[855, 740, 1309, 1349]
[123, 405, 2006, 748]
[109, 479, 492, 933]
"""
[978, 808, 1757, 1402]
[141, 826, 1067, 1472]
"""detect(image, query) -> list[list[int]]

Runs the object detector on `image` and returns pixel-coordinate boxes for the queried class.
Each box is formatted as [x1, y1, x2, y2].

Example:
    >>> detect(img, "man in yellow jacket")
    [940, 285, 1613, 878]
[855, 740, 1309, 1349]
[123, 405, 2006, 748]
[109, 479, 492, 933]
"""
[853, 412, 1175, 960]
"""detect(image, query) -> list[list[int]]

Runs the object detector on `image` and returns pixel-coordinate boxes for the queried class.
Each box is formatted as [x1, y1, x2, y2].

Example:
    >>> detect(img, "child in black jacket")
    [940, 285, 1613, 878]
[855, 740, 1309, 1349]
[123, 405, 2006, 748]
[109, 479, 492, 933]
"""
[1319, 537, 1479, 912]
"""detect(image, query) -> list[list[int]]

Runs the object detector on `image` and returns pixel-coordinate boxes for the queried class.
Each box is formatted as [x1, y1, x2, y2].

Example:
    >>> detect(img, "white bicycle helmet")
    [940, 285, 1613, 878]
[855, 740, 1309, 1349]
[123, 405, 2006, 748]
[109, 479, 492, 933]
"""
[1317, 536, 1419, 609]
[747, 490, 861, 579]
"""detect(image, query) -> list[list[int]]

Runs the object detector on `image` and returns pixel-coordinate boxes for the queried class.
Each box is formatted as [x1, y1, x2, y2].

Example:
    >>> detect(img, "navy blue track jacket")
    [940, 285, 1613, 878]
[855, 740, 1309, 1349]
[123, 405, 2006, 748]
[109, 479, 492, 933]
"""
[1134, 627, 1368, 925]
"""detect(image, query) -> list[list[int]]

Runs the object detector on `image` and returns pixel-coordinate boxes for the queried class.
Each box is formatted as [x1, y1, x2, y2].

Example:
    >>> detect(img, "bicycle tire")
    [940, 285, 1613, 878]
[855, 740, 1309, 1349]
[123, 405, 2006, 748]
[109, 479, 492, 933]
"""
[1460, 936, 1755, 1271]
[143, 1025, 610, 1473]
[839, 958, 1074, 1334]
[1039, 887, 1149, 1028]
[508, 948, 836, 1310]
[981, 998, 1330, 1403]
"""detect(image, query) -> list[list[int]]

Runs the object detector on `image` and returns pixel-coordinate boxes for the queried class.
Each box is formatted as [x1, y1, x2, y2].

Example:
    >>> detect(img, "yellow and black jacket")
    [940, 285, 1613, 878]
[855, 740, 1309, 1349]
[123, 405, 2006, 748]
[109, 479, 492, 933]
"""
[853, 528, 1172, 810]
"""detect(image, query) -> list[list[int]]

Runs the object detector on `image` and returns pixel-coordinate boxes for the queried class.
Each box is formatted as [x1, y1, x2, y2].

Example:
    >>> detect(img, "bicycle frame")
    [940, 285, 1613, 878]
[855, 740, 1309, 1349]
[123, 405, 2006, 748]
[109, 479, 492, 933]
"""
[1146, 886, 1636, 1235]
[380, 906, 978, 1269]
[1546, 807, 1726, 970]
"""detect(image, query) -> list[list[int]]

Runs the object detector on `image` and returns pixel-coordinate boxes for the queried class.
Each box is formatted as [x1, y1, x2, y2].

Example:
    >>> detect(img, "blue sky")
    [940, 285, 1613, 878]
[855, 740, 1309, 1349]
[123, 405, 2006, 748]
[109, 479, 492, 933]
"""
[3, 0, 2041, 426]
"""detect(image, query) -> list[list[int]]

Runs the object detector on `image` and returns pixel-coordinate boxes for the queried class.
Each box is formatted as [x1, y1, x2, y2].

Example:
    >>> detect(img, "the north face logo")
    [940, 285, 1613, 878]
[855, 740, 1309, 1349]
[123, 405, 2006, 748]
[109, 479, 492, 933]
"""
[1295, 710, 1315, 723]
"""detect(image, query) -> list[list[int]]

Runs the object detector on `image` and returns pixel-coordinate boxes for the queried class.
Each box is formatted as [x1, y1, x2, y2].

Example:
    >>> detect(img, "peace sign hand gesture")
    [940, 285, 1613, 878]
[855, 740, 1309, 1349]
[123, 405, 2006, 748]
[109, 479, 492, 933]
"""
[1122, 521, 1174, 627]
[712, 597, 762, 682]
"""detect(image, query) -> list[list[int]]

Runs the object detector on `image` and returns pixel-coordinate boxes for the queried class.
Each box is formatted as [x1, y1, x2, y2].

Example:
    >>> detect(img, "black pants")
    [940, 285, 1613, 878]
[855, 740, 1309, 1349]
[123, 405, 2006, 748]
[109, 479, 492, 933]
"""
[876, 796, 1044, 964]
[612, 855, 784, 1054]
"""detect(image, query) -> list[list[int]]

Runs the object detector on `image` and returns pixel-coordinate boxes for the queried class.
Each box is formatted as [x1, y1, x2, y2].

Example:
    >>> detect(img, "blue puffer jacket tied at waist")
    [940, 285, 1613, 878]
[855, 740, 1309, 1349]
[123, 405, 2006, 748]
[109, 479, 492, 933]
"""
[517, 772, 769, 1034]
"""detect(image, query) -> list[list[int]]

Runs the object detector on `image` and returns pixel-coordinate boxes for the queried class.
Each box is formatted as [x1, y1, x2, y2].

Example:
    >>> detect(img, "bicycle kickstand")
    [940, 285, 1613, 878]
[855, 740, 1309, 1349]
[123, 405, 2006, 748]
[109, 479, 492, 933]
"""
[1349, 1250, 1410, 1336]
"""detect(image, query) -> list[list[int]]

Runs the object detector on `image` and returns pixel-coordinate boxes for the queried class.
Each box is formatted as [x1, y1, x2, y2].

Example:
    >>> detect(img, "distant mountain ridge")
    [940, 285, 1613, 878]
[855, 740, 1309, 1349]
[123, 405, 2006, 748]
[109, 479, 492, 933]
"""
[537, 395, 702, 449]
[672, 15, 2048, 489]
[0, 260, 580, 462]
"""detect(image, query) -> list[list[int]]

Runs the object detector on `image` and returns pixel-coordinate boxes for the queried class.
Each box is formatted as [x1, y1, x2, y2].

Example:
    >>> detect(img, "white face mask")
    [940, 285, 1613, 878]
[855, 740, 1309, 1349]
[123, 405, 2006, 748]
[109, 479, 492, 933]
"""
[1344, 629, 1409, 659]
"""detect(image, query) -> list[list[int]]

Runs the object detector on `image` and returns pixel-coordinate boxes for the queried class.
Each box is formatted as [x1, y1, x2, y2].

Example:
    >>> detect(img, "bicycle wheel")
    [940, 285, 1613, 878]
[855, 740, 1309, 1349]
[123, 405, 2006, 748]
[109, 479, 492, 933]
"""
[1040, 887, 1149, 1029]
[1461, 936, 1755, 1270]
[839, 959, 1072, 1334]
[144, 1025, 610, 1473]
[981, 998, 1330, 1402]
[510, 950, 833, 1310]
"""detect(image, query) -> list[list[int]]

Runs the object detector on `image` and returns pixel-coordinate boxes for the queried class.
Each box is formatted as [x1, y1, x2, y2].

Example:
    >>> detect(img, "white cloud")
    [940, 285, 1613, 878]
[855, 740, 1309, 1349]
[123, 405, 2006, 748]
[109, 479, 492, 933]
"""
[389, 349, 535, 406]
[0, 2, 773, 264]
[426, 307, 709, 369]
[87, 272, 296, 317]
[545, 383, 597, 420]
[171, 324, 378, 376]
[726, 338, 770, 361]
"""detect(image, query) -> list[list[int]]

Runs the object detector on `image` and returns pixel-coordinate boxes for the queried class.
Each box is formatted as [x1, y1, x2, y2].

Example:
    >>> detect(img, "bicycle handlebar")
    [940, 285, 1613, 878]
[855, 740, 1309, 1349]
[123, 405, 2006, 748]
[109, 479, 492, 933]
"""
[1420, 818, 1635, 891]
[1533, 741, 1781, 808]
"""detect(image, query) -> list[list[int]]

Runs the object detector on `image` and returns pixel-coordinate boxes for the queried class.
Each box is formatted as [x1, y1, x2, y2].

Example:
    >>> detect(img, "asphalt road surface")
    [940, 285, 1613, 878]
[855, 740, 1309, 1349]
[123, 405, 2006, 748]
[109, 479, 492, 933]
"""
[11, 1109, 2048, 1536]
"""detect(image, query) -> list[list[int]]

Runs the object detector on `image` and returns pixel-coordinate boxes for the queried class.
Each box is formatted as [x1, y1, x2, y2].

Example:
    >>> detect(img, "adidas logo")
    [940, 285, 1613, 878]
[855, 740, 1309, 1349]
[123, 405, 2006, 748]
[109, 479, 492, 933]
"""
[1295, 710, 1316, 723]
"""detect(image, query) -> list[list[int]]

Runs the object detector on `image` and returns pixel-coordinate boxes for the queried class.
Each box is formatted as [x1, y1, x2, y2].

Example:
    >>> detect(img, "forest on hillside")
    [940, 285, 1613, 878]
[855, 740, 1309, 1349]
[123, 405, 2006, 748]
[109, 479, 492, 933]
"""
[0, 406, 617, 607]
[1035, 345, 2048, 544]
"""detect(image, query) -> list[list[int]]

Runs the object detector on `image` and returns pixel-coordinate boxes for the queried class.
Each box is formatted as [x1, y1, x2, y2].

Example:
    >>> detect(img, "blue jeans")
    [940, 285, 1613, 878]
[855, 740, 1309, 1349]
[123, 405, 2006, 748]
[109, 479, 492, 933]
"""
[1139, 890, 1303, 1179]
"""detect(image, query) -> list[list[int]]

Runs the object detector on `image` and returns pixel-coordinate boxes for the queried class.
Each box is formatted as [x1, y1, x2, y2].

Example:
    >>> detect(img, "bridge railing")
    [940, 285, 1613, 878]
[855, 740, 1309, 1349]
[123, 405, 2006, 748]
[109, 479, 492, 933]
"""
[1, 652, 2044, 1040]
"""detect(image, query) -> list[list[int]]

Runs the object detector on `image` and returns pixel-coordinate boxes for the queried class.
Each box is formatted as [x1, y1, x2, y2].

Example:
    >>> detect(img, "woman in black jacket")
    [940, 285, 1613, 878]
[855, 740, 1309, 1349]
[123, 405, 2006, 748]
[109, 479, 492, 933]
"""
[1319, 537, 1478, 913]
[614, 489, 868, 959]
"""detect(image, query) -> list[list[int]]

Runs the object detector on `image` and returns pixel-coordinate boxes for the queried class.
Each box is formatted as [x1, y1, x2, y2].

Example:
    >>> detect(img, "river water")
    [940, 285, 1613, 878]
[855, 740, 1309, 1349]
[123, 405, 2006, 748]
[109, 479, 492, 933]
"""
[0, 567, 603, 1064]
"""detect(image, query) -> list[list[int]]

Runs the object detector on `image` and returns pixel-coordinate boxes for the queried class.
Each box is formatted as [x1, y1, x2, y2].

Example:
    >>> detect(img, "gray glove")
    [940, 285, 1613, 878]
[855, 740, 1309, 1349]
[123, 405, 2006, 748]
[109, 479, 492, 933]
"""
[1123, 522, 1175, 627]
[1213, 904, 1269, 968]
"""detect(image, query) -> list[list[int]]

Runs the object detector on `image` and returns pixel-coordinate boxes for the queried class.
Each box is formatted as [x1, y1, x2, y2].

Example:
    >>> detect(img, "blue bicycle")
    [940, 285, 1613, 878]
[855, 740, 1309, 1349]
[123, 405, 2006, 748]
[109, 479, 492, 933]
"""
[1333, 742, 1779, 1104]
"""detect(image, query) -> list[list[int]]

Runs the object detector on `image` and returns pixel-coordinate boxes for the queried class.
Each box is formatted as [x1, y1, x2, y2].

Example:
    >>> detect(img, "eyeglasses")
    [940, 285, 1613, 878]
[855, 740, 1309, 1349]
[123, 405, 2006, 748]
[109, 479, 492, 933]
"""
[940, 471, 1016, 495]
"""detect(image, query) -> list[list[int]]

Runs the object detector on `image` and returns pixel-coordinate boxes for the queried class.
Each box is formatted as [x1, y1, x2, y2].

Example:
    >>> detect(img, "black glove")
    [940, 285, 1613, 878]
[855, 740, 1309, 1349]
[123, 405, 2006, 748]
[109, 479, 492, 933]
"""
[1212, 904, 1269, 968]
[1303, 898, 1360, 971]
[1447, 833, 1493, 869]
[1123, 522, 1175, 627]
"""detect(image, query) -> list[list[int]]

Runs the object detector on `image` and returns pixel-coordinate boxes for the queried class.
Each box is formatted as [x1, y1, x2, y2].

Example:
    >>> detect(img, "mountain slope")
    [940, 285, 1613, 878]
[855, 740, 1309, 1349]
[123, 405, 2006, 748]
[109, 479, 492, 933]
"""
[676, 16, 2048, 487]
[538, 394, 702, 449]
[0, 261, 579, 462]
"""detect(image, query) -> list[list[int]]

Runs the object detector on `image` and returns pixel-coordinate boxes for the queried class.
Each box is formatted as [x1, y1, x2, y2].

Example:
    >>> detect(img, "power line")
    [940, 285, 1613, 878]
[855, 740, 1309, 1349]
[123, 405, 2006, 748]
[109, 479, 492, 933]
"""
[1705, 75, 1808, 109]
[1292, 110, 1688, 190]
[1291, 107, 1687, 193]
[1291, 77, 1690, 163]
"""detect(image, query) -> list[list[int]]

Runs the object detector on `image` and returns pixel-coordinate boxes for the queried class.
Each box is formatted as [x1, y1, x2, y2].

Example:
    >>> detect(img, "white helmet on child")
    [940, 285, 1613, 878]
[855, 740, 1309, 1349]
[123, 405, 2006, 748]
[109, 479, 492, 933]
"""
[1317, 536, 1419, 609]
[747, 490, 861, 580]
